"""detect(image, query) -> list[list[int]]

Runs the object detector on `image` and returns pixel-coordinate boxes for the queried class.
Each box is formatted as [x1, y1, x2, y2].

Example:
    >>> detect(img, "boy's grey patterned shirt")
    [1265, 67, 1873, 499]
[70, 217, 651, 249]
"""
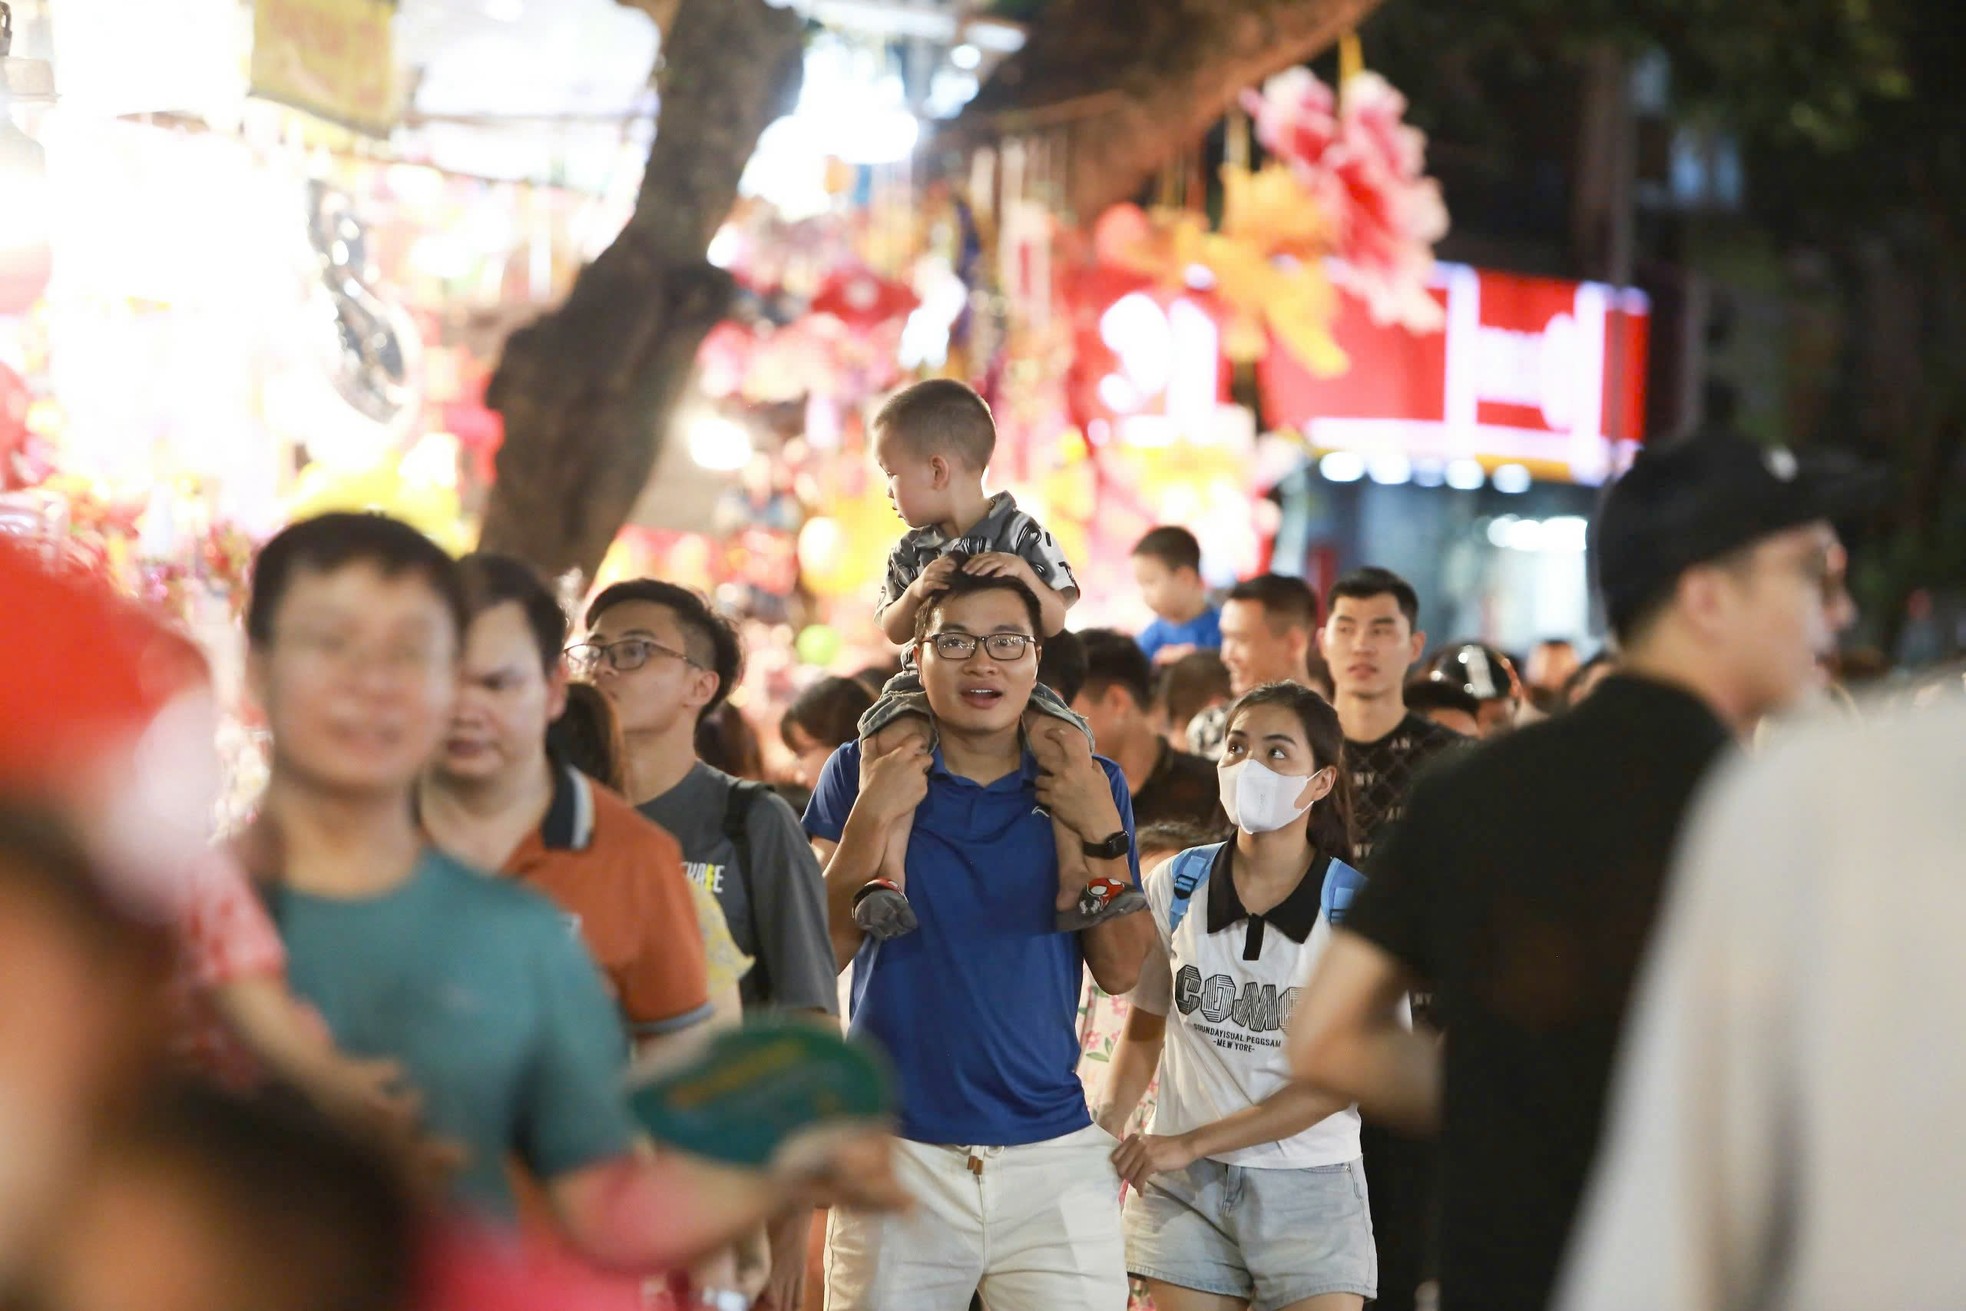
[874, 491, 1080, 621]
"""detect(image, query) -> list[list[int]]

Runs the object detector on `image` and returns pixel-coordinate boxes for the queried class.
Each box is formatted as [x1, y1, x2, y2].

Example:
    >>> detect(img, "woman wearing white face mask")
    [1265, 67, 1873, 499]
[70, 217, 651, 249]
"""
[1096, 682, 1376, 1311]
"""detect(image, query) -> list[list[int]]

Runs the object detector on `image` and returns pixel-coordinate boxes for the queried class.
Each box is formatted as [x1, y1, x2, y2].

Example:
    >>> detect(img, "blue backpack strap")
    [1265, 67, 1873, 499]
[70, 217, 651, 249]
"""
[1319, 856, 1369, 929]
[1165, 843, 1224, 936]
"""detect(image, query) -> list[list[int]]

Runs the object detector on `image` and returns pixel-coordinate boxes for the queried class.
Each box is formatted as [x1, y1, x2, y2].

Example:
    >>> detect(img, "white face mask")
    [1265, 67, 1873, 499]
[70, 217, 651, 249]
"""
[1218, 760, 1325, 835]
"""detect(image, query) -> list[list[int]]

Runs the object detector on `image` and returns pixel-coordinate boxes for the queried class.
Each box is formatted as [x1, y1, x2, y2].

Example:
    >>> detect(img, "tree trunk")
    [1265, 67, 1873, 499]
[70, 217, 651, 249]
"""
[478, 0, 804, 579]
[953, 0, 1386, 222]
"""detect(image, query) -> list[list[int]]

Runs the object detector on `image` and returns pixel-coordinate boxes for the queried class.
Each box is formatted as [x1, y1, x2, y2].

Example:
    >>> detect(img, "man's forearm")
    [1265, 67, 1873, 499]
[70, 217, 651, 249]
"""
[1303, 1022, 1441, 1134]
[1289, 932, 1441, 1134]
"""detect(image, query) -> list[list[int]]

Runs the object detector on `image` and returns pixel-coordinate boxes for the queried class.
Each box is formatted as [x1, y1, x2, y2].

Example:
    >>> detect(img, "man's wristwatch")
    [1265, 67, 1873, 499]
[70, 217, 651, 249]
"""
[1081, 830, 1130, 860]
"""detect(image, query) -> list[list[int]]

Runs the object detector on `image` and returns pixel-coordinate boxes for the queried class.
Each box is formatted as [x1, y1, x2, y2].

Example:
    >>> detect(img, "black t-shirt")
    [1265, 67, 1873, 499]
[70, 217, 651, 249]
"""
[1344, 711, 1468, 863]
[1130, 740, 1231, 837]
[1343, 676, 1733, 1311]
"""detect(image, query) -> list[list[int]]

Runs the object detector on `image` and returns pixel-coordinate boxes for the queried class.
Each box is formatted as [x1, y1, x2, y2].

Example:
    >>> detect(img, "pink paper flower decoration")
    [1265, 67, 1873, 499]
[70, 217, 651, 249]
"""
[1243, 68, 1448, 332]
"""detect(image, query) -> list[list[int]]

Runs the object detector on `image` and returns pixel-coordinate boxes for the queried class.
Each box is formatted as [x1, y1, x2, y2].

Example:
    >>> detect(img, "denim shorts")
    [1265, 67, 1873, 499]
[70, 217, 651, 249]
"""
[858, 669, 1091, 746]
[1123, 1157, 1377, 1310]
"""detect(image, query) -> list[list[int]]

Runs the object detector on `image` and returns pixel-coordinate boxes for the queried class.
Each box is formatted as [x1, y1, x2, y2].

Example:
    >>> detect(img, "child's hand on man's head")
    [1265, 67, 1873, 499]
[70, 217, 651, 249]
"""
[960, 552, 1038, 589]
[912, 555, 963, 597]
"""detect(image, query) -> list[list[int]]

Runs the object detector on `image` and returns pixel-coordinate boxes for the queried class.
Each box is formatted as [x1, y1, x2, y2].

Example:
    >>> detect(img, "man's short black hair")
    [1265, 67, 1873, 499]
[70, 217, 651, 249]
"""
[1158, 650, 1231, 726]
[851, 661, 904, 697]
[1080, 628, 1155, 710]
[1225, 573, 1321, 632]
[585, 580, 743, 721]
[782, 677, 876, 755]
[458, 553, 568, 676]
[874, 378, 998, 471]
[1132, 526, 1202, 574]
[247, 512, 466, 649]
[1037, 629, 1088, 704]
[1136, 819, 1223, 861]
[1403, 677, 1481, 721]
[913, 571, 1044, 645]
[1327, 566, 1420, 630]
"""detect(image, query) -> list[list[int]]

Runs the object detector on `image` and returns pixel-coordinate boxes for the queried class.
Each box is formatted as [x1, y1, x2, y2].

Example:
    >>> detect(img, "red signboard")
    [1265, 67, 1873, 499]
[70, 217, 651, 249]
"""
[1260, 263, 1650, 484]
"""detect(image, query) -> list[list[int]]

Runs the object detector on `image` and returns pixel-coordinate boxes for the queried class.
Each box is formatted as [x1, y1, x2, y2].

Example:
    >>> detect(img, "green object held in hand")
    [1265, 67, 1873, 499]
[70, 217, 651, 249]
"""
[628, 1019, 894, 1169]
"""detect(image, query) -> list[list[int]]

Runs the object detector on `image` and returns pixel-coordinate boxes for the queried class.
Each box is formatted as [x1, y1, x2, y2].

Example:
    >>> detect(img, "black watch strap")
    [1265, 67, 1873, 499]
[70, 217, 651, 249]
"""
[1081, 830, 1130, 860]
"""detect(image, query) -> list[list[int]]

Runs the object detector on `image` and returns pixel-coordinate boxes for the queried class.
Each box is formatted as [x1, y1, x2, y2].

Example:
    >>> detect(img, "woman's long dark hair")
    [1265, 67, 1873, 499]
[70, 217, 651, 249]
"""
[1224, 681, 1357, 864]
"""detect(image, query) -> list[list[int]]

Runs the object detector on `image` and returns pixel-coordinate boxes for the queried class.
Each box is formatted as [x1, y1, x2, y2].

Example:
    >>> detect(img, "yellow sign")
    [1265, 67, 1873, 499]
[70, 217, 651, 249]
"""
[251, 0, 399, 136]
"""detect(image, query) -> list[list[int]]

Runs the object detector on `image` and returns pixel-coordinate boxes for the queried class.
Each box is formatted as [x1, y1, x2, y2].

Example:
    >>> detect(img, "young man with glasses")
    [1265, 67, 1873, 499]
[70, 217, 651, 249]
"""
[1290, 432, 1876, 1311]
[573, 580, 836, 1020]
[804, 571, 1156, 1311]
[578, 578, 838, 1311]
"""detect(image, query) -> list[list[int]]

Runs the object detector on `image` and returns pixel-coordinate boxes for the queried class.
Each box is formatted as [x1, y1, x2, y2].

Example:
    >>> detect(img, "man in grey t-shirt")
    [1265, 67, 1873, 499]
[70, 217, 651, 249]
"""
[638, 759, 838, 1015]
[572, 579, 837, 1019]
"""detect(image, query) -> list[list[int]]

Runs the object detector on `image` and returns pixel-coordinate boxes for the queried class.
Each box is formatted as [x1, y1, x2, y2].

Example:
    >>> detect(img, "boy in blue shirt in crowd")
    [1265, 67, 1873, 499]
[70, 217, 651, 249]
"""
[1132, 526, 1222, 665]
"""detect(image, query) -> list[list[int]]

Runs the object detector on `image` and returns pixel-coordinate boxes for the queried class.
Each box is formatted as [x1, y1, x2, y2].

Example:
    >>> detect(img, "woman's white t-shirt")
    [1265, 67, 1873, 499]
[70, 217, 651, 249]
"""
[1133, 841, 1365, 1169]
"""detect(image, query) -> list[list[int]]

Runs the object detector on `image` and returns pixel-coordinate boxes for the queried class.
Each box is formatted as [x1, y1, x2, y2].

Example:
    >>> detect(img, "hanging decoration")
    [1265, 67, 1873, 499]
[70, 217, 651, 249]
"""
[1073, 59, 1448, 399]
[1242, 66, 1449, 333]
[694, 201, 925, 411]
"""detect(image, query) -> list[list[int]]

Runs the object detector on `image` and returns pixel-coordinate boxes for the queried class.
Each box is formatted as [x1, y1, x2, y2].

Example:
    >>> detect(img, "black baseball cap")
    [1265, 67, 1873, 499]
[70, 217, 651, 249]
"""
[1427, 644, 1521, 702]
[1591, 429, 1883, 639]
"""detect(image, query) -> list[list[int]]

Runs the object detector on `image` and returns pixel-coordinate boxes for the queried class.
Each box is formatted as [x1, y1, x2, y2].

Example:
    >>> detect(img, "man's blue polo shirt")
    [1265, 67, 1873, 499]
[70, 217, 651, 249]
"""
[804, 741, 1140, 1147]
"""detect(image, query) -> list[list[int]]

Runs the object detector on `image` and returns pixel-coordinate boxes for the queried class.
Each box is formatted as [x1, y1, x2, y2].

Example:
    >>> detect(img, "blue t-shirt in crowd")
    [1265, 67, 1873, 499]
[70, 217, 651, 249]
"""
[1138, 606, 1223, 661]
[803, 741, 1140, 1147]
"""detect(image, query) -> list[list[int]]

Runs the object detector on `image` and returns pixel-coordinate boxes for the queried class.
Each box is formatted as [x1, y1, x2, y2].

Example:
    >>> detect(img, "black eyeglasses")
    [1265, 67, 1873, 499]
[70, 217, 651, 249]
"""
[565, 637, 700, 676]
[923, 631, 1037, 662]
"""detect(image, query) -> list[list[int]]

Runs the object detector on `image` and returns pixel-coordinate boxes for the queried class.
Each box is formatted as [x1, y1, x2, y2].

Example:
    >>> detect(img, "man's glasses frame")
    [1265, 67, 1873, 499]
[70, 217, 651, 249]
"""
[922, 631, 1038, 662]
[564, 637, 701, 676]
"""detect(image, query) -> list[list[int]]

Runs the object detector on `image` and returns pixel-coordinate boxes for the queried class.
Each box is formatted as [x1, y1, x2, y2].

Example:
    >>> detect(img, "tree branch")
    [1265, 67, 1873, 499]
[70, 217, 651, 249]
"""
[478, 0, 805, 578]
[952, 0, 1386, 220]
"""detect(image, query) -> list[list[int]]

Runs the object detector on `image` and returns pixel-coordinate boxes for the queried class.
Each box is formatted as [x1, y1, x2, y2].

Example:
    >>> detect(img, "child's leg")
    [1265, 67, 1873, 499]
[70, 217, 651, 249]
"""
[852, 715, 932, 941]
[1026, 709, 1095, 912]
[1024, 697, 1148, 932]
[862, 717, 931, 894]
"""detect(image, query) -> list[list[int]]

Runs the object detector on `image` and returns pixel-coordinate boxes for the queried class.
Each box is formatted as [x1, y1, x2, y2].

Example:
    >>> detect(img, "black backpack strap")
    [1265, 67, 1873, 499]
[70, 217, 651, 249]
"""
[722, 780, 769, 888]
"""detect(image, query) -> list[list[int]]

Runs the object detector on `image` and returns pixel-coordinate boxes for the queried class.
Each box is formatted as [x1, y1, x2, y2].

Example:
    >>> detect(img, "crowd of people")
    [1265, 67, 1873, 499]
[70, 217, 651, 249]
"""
[0, 375, 1960, 1311]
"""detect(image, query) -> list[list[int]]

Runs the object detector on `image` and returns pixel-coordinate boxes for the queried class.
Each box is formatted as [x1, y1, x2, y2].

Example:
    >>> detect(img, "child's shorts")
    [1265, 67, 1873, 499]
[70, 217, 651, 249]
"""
[857, 669, 1092, 748]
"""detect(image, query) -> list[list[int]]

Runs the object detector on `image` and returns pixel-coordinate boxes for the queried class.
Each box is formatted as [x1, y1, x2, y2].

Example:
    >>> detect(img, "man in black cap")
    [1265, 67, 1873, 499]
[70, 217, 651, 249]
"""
[1425, 643, 1526, 737]
[1286, 431, 1870, 1311]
